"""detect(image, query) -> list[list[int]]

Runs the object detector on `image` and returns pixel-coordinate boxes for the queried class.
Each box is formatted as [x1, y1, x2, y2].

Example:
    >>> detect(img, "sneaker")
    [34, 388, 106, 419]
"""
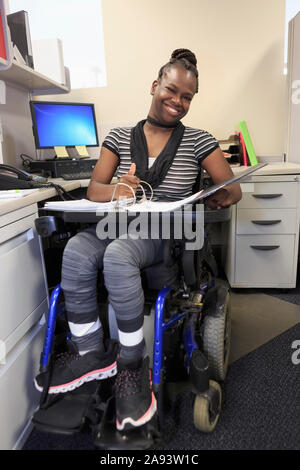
[34, 340, 118, 394]
[115, 356, 157, 431]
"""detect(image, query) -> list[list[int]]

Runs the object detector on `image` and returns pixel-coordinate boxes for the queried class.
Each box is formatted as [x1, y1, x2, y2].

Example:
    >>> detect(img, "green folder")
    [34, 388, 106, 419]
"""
[238, 121, 258, 166]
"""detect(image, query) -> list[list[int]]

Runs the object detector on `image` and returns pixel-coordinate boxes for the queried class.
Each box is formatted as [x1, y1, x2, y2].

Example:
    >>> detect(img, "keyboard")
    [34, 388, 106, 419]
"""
[61, 172, 92, 180]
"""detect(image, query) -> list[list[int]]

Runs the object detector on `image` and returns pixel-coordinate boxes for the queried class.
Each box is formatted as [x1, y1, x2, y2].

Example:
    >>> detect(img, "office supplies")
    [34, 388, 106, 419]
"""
[7, 10, 34, 68]
[0, 1, 12, 71]
[219, 134, 241, 166]
[28, 158, 97, 178]
[126, 163, 267, 212]
[0, 188, 40, 199]
[44, 163, 267, 213]
[76, 145, 89, 157]
[0, 10, 6, 60]
[238, 121, 258, 166]
[44, 198, 135, 212]
[12, 43, 26, 65]
[238, 131, 248, 166]
[54, 146, 69, 158]
[30, 101, 99, 154]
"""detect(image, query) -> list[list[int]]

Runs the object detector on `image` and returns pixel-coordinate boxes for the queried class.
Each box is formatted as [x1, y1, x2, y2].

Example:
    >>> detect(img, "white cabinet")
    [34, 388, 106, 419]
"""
[223, 175, 300, 288]
[0, 203, 48, 449]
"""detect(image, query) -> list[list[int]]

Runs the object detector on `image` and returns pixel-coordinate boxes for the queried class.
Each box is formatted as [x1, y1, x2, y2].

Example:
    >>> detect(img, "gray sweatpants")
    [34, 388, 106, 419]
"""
[60, 225, 164, 355]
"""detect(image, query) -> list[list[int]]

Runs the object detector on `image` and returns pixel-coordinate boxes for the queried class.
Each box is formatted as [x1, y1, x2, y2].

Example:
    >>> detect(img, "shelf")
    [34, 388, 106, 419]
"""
[0, 59, 70, 94]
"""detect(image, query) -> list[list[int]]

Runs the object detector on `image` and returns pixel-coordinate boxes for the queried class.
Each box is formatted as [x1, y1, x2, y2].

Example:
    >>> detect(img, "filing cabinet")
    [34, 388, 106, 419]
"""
[223, 175, 300, 288]
[0, 203, 48, 449]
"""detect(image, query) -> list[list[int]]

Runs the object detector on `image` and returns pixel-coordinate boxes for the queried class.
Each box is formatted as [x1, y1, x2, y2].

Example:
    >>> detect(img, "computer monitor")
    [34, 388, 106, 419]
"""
[29, 101, 99, 150]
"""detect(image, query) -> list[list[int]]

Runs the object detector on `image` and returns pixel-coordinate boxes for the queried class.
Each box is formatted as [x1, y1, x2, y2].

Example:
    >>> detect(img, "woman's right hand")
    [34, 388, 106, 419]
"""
[114, 163, 140, 200]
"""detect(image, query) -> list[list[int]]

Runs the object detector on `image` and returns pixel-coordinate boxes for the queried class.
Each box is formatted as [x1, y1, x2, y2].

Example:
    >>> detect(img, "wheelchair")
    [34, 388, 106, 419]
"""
[31, 203, 232, 450]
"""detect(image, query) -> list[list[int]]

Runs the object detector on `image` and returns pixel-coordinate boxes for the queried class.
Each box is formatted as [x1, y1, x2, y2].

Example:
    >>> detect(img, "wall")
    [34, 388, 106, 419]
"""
[38, 0, 286, 160]
[0, 83, 36, 167]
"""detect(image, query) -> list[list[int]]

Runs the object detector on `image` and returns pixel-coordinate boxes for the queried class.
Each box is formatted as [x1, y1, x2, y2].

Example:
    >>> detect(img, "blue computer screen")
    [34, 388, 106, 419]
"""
[31, 102, 98, 148]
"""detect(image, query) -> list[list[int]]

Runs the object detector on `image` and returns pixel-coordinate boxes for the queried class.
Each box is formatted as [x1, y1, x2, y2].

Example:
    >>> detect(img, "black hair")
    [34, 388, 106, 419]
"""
[158, 48, 199, 93]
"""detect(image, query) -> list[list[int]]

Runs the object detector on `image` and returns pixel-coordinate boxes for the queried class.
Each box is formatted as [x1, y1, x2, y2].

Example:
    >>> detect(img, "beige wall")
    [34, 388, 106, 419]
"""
[40, 0, 286, 159]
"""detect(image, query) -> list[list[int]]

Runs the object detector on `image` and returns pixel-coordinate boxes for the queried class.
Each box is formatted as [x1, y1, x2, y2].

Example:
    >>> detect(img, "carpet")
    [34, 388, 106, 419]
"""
[23, 323, 300, 451]
[153, 323, 300, 450]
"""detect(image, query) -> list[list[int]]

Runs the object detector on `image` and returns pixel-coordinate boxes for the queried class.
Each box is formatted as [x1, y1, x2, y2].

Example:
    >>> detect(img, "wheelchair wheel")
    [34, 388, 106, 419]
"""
[193, 380, 222, 433]
[202, 291, 231, 381]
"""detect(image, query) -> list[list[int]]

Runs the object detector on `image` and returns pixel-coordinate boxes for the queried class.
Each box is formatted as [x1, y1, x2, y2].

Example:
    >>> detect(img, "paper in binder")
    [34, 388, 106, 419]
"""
[44, 164, 267, 213]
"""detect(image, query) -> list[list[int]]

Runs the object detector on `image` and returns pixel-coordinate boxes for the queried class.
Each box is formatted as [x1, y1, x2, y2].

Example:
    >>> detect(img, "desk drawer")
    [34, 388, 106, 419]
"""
[235, 234, 295, 286]
[238, 182, 297, 209]
[236, 208, 297, 235]
[0, 215, 47, 343]
[0, 321, 44, 450]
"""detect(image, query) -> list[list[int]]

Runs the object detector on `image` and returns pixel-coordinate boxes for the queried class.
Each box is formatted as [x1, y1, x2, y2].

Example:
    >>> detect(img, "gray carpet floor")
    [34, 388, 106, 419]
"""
[153, 323, 300, 450]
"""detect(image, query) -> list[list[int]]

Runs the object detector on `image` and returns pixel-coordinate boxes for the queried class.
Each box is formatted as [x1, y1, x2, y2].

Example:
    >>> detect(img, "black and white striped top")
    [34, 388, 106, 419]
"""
[102, 126, 219, 199]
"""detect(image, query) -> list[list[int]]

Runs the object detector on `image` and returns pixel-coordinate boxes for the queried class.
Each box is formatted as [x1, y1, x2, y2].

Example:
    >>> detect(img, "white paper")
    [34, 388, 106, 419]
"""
[43, 164, 267, 213]
[0, 189, 40, 199]
[44, 199, 119, 211]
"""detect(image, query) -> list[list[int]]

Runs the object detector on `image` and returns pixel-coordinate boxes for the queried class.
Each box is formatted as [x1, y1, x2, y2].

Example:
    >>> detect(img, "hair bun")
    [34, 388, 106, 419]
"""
[170, 48, 197, 67]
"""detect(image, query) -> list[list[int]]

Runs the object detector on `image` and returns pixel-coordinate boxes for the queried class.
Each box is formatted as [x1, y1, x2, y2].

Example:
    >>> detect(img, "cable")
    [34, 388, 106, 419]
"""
[30, 180, 76, 200]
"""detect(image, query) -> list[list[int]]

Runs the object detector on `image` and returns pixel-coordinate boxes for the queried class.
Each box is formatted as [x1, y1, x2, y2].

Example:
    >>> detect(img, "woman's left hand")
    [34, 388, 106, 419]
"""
[205, 187, 235, 210]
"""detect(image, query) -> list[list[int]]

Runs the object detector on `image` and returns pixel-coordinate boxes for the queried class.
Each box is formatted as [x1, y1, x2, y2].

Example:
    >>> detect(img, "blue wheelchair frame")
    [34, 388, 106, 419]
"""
[40, 278, 210, 393]
[152, 285, 207, 391]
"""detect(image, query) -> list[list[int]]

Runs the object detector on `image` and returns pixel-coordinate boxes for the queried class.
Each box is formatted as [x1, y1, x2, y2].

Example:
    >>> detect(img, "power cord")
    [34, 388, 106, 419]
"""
[30, 180, 76, 200]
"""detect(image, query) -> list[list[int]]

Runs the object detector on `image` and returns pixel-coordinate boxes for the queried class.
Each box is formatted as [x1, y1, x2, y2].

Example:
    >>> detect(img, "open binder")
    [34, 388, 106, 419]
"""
[44, 163, 267, 213]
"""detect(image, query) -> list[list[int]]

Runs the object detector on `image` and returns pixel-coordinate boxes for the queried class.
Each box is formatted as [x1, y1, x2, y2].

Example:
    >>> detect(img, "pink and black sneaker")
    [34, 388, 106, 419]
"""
[115, 356, 157, 431]
[34, 340, 118, 394]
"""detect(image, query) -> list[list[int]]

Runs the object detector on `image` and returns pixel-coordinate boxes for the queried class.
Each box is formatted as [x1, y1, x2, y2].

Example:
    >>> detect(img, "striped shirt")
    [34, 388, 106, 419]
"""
[102, 126, 219, 199]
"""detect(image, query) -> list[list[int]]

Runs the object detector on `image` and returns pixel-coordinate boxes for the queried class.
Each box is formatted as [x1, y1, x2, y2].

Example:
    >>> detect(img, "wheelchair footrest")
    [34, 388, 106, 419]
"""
[32, 382, 103, 436]
[94, 396, 160, 451]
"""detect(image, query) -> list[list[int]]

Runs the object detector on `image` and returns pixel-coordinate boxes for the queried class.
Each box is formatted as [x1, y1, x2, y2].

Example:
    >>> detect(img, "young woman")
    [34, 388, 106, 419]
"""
[35, 49, 241, 432]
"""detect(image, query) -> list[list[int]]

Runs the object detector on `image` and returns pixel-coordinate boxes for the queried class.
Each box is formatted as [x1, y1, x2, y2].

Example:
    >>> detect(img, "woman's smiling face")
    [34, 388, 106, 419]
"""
[149, 66, 197, 125]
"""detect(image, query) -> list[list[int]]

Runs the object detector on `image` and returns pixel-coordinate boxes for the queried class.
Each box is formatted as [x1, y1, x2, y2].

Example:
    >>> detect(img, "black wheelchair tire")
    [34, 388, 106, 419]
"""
[202, 292, 231, 381]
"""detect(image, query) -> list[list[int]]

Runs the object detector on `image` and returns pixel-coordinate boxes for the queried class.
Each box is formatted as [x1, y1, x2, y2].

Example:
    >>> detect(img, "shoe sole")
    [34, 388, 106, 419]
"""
[116, 392, 157, 431]
[34, 361, 117, 394]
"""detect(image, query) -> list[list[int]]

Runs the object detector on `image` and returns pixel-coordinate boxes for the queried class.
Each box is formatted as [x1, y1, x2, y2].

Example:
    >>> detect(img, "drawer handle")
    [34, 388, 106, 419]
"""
[250, 245, 280, 251]
[251, 220, 281, 225]
[252, 193, 283, 199]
